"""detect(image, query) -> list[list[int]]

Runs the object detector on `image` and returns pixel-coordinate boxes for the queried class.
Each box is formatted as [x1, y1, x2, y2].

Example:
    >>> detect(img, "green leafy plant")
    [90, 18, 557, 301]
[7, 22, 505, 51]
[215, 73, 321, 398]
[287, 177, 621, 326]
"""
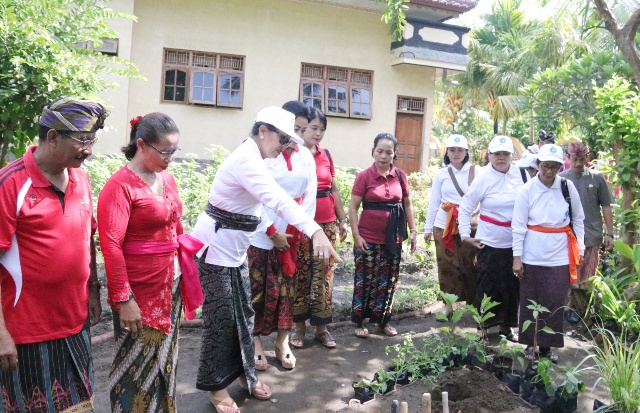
[354, 366, 397, 394]
[497, 335, 525, 374]
[592, 327, 640, 412]
[521, 300, 556, 358]
[533, 355, 591, 400]
[0, 0, 140, 165]
[466, 293, 499, 344]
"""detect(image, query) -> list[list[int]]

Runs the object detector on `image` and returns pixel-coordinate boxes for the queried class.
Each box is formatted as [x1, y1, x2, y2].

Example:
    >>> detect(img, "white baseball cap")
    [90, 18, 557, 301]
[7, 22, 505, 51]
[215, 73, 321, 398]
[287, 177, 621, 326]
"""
[537, 144, 563, 164]
[255, 106, 304, 145]
[488, 135, 513, 153]
[445, 134, 469, 149]
[516, 152, 538, 170]
[527, 145, 539, 154]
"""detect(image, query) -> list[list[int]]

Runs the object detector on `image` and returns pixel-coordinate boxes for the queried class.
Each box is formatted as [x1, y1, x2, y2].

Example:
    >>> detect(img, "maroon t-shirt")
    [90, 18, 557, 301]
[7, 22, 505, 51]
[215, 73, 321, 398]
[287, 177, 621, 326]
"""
[351, 164, 410, 245]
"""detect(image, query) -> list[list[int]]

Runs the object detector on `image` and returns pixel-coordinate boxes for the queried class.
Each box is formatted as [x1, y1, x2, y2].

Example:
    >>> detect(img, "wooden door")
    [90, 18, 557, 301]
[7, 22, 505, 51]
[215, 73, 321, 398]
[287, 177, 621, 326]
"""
[394, 112, 424, 173]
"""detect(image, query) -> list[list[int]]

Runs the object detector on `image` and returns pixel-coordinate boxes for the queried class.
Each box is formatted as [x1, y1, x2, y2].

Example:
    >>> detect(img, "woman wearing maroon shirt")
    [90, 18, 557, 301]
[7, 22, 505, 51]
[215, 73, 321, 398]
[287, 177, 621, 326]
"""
[349, 133, 417, 338]
[290, 108, 348, 349]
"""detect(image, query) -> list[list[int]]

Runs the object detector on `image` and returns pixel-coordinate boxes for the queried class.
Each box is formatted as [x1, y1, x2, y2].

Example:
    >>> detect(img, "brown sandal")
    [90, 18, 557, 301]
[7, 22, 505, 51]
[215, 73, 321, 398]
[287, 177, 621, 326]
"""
[314, 330, 337, 348]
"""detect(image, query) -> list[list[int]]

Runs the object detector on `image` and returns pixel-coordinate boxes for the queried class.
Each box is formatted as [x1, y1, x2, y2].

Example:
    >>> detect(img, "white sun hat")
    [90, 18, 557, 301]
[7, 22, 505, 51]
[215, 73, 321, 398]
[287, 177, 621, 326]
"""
[255, 106, 304, 145]
[445, 134, 469, 149]
[488, 135, 514, 153]
[516, 152, 538, 170]
[537, 144, 564, 164]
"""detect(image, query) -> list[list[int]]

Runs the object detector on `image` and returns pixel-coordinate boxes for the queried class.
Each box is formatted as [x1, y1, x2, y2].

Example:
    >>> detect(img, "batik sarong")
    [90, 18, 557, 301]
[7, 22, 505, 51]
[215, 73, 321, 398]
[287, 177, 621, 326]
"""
[195, 258, 258, 395]
[475, 245, 519, 329]
[248, 246, 294, 335]
[292, 221, 337, 326]
[109, 280, 182, 413]
[351, 242, 401, 326]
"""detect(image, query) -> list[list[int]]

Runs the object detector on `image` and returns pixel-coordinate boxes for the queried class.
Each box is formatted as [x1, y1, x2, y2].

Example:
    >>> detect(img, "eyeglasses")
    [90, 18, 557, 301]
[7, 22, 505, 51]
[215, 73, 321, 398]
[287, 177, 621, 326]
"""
[275, 130, 292, 147]
[146, 142, 181, 158]
[539, 162, 561, 172]
[61, 133, 99, 149]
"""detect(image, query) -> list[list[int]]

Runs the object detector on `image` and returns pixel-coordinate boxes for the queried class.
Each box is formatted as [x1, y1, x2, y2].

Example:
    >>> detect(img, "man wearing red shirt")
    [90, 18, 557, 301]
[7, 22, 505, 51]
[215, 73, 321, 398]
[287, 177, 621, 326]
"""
[0, 98, 106, 413]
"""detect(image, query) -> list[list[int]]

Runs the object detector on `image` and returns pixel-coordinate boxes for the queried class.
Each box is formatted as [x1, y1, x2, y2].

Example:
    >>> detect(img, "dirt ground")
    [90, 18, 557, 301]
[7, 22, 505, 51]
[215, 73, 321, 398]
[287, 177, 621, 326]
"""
[90, 305, 610, 413]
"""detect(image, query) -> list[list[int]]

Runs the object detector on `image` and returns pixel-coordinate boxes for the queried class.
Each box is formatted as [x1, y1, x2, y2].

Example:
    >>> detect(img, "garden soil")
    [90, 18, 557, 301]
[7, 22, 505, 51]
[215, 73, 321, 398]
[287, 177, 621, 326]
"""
[90, 302, 610, 413]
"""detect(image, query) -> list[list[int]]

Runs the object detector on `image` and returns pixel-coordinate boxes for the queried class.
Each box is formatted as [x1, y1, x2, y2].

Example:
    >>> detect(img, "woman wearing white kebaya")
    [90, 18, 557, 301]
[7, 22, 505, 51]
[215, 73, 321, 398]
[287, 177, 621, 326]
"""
[512, 144, 584, 363]
[191, 106, 340, 413]
[458, 136, 524, 343]
[423, 134, 477, 316]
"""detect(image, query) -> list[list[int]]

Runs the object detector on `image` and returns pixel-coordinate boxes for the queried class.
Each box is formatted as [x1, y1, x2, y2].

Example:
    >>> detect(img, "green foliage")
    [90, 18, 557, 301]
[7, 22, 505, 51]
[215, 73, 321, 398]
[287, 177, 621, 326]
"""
[523, 52, 629, 148]
[521, 300, 555, 353]
[592, 328, 640, 412]
[168, 146, 229, 232]
[334, 166, 359, 220]
[377, 0, 409, 42]
[587, 241, 640, 334]
[592, 76, 640, 244]
[392, 276, 439, 313]
[0, 0, 139, 165]
[533, 356, 590, 399]
[407, 167, 437, 229]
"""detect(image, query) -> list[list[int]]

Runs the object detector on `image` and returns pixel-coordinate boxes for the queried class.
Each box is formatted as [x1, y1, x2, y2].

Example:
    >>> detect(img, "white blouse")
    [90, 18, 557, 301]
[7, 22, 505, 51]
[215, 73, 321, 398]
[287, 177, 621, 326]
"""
[423, 162, 474, 234]
[191, 138, 321, 267]
[512, 175, 585, 266]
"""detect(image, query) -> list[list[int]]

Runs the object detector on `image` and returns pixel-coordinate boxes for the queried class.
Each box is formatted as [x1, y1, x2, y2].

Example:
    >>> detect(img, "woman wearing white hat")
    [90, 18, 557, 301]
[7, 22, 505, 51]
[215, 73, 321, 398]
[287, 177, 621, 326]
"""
[423, 134, 478, 317]
[512, 144, 584, 363]
[191, 106, 341, 413]
[515, 151, 538, 180]
[458, 136, 525, 343]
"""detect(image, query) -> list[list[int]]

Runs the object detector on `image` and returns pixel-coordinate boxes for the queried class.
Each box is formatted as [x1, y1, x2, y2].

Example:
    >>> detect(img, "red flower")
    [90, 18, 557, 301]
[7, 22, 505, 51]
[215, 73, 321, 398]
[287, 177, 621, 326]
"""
[130, 115, 143, 129]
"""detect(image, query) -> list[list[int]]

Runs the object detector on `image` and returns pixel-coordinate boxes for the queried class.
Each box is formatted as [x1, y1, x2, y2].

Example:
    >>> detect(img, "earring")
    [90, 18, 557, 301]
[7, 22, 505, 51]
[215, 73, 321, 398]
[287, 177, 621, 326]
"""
[260, 135, 264, 140]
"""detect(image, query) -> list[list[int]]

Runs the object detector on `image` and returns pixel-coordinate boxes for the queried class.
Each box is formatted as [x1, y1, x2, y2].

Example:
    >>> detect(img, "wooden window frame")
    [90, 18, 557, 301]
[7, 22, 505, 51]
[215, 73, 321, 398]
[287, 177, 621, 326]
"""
[299, 63, 373, 120]
[161, 48, 244, 108]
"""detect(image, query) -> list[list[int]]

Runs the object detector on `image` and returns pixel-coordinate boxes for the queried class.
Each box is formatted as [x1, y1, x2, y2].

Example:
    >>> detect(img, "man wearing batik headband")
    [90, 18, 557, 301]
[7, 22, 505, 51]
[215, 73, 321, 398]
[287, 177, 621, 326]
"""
[560, 141, 614, 324]
[0, 97, 107, 412]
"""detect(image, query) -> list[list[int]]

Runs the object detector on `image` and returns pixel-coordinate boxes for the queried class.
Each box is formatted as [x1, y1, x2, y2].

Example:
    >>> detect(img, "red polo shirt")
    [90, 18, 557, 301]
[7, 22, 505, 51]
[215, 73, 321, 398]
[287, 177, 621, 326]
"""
[351, 164, 410, 245]
[314, 145, 336, 224]
[0, 146, 95, 344]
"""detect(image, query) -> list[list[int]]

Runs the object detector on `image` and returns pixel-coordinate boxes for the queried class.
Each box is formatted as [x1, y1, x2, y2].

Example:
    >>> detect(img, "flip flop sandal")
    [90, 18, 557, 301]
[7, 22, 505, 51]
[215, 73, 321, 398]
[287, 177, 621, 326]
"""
[355, 327, 369, 338]
[239, 378, 272, 401]
[315, 330, 337, 348]
[379, 325, 398, 336]
[289, 329, 305, 348]
[540, 348, 559, 364]
[252, 380, 272, 400]
[254, 354, 269, 371]
[275, 346, 296, 369]
[209, 395, 239, 413]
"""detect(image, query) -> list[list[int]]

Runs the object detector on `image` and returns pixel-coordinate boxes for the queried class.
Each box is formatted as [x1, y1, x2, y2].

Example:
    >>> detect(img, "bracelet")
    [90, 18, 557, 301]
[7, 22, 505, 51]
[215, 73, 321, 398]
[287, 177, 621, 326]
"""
[409, 228, 417, 233]
[605, 234, 614, 239]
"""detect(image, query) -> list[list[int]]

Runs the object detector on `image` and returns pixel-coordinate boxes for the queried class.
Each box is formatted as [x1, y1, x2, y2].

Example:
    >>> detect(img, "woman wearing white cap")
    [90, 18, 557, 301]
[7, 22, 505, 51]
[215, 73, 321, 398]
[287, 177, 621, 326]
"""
[512, 144, 584, 363]
[191, 106, 340, 413]
[458, 136, 525, 343]
[423, 134, 478, 317]
[515, 151, 538, 180]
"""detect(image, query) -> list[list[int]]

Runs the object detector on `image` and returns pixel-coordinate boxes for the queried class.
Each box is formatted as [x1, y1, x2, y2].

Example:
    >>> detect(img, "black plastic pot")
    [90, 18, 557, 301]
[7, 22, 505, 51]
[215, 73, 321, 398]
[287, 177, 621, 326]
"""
[523, 361, 537, 381]
[499, 370, 523, 394]
[372, 373, 396, 394]
[520, 380, 536, 401]
[528, 387, 557, 413]
[554, 395, 577, 413]
[396, 369, 410, 386]
[352, 383, 375, 403]
[491, 356, 513, 376]
[471, 354, 492, 371]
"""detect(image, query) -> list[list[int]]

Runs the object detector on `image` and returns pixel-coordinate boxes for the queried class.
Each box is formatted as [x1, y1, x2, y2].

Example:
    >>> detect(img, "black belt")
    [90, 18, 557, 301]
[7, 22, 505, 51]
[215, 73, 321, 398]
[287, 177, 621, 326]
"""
[362, 201, 407, 257]
[205, 203, 260, 233]
[317, 189, 331, 198]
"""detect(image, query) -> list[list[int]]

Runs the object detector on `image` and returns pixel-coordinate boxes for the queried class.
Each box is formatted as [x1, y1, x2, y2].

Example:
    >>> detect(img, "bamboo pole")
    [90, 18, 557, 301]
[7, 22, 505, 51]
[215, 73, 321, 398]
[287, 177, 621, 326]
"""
[400, 401, 408, 413]
[442, 392, 449, 413]
[422, 393, 431, 413]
